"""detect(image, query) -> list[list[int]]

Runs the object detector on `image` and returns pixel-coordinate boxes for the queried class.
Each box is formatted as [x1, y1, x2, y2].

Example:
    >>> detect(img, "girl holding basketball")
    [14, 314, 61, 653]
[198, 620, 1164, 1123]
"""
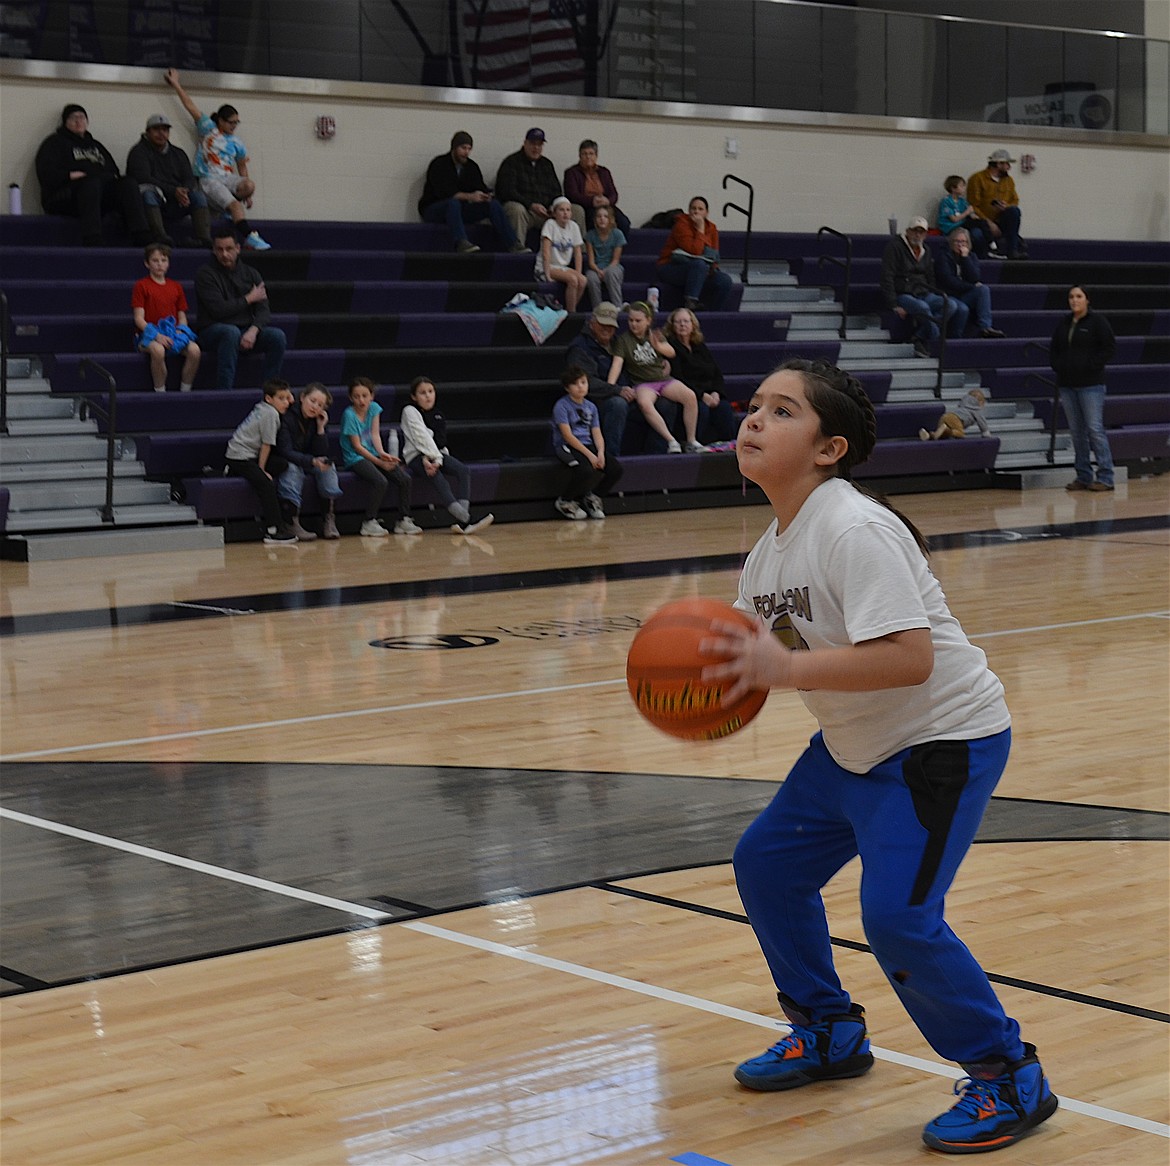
[700, 358, 1056, 1155]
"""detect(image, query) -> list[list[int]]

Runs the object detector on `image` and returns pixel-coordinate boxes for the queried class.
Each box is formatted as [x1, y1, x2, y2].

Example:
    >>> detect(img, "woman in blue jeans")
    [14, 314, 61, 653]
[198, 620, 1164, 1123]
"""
[1050, 285, 1117, 492]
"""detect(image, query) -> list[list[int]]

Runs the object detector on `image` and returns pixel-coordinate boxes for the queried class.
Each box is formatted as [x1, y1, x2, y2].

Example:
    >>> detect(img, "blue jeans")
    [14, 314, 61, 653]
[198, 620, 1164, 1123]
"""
[734, 729, 1022, 1064]
[656, 259, 734, 310]
[993, 205, 1024, 255]
[1060, 384, 1114, 486]
[954, 284, 992, 332]
[141, 185, 209, 214]
[277, 461, 343, 508]
[200, 323, 287, 389]
[896, 292, 967, 341]
[421, 198, 517, 247]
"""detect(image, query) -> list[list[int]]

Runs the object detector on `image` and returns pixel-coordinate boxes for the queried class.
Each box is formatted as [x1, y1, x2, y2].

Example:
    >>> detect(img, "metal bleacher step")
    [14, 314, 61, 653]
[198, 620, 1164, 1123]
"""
[5, 479, 172, 510]
[2, 416, 99, 436]
[0, 459, 144, 484]
[2, 395, 76, 421]
[0, 433, 124, 461]
[2, 523, 225, 561]
[2, 375, 54, 395]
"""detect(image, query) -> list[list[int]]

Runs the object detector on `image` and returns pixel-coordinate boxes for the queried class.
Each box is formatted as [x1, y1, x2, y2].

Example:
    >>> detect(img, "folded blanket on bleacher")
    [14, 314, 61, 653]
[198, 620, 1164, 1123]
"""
[501, 293, 568, 346]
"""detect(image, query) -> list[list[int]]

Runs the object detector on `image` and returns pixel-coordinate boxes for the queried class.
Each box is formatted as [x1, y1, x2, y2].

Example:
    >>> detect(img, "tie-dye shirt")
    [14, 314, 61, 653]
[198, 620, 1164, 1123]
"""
[193, 114, 247, 181]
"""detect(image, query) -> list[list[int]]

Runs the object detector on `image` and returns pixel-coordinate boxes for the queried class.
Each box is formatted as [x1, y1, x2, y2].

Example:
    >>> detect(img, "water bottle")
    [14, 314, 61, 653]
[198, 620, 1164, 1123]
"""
[9, 183, 21, 215]
[647, 286, 659, 313]
[888, 216, 897, 235]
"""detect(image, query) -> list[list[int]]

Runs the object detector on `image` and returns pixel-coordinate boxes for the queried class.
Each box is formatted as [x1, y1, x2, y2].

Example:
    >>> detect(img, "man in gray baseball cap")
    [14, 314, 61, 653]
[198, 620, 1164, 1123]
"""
[966, 149, 1026, 259]
[125, 111, 211, 246]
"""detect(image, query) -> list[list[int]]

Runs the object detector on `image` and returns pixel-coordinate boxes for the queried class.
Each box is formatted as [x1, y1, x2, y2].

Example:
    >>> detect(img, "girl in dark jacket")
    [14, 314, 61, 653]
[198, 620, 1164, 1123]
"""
[1050, 285, 1117, 492]
[276, 384, 344, 540]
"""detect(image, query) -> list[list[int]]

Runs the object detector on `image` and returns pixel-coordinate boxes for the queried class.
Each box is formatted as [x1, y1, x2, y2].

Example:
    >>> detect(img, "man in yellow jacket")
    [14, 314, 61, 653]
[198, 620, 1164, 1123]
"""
[966, 149, 1027, 260]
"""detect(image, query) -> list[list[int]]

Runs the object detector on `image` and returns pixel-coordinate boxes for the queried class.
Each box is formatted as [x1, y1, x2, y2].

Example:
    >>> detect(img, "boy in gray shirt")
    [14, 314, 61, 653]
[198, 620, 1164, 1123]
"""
[225, 379, 297, 543]
[919, 388, 991, 441]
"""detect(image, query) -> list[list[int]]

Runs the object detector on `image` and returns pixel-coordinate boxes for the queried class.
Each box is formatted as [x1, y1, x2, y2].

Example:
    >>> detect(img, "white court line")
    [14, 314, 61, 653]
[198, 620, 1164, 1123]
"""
[1, 807, 1166, 1140]
[0, 679, 622, 761]
[0, 807, 389, 921]
[3, 608, 1167, 762]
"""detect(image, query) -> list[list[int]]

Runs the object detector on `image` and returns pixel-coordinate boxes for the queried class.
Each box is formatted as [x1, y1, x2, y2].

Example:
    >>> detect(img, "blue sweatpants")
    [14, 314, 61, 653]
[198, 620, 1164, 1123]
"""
[733, 728, 1023, 1066]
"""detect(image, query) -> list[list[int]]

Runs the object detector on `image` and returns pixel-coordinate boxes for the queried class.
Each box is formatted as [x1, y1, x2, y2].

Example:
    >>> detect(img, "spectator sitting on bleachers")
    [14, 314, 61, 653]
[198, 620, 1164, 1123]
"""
[224, 378, 297, 544]
[125, 112, 212, 249]
[563, 139, 631, 235]
[918, 389, 991, 441]
[552, 365, 623, 521]
[132, 242, 201, 393]
[933, 229, 1004, 339]
[164, 68, 271, 251]
[35, 104, 154, 247]
[400, 376, 494, 535]
[195, 225, 287, 390]
[584, 205, 626, 309]
[663, 307, 738, 444]
[655, 196, 734, 312]
[564, 302, 632, 457]
[936, 174, 991, 259]
[608, 300, 705, 454]
[276, 383, 344, 541]
[966, 149, 1026, 260]
[536, 197, 587, 314]
[419, 130, 523, 254]
[880, 216, 967, 359]
[494, 128, 571, 250]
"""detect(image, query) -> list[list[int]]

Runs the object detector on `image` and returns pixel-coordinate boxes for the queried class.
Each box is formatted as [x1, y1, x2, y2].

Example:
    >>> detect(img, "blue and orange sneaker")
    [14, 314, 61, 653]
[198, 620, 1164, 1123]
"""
[923, 1043, 1058, 1153]
[734, 1003, 874, 1091]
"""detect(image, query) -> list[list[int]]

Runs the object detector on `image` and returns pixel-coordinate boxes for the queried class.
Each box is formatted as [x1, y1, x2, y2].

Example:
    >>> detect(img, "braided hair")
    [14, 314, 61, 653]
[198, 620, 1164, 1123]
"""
[777, 358, 929, 556]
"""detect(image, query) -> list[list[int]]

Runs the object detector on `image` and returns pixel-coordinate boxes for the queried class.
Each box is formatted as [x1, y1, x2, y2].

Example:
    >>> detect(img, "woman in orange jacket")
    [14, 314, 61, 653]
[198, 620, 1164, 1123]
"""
[655, 196, 735, 311]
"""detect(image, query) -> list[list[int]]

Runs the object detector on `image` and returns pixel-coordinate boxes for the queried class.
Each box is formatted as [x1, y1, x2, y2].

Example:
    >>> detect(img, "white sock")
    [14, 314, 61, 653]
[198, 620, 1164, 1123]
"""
[179, 382, 193, 393]
[154, 385, 166, 393]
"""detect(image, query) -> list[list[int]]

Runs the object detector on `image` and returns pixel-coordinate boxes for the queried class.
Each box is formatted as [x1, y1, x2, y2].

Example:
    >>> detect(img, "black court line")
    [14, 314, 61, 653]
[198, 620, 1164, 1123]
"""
[595, 883, 1170, 1024]
[3, 513, 1166, 639]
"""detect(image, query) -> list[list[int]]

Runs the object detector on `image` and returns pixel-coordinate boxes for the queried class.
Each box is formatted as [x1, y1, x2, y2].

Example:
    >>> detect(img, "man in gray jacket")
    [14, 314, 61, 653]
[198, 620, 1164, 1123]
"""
[195, 226, 286, 389]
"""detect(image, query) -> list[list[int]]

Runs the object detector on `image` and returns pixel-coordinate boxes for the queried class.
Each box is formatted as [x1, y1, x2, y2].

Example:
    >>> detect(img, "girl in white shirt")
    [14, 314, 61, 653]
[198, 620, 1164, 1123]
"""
[535, 196, 586, 313]
[700, 358, 1056, 1156]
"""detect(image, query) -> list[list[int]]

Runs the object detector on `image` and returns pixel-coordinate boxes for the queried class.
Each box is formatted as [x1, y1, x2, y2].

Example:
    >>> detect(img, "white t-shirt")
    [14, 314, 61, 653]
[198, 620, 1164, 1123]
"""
[735, 477, 1009, 772]
[536, 218, 583, 278]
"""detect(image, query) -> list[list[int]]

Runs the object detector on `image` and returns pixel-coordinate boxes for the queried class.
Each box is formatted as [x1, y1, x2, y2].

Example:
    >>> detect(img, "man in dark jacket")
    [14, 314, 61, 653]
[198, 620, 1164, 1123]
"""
[419, 130, 524, 254]
[35, 103, 153, 246]
[933, 229, 1004, 339]
[195, 226, 287, 389]
[494, 128, 565, 250]
[564, 302, 633, 455]
[879, 215, 967, 358]
[126, 113, 212, 247]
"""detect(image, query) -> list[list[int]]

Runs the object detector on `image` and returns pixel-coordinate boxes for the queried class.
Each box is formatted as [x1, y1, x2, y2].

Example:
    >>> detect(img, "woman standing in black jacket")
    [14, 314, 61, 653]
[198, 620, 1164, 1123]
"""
[1050, 285, 1117, 492]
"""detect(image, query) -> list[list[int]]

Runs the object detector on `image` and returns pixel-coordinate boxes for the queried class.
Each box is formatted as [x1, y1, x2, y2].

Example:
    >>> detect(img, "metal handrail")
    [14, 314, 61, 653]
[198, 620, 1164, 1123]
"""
[815, 226, 851, 341]
[1024, 340, 1058, 463]
[722, 174, 754, 285]
[0, 289, 8, 435]
[78, 359, 118, 524]
[934, 297, 951, 400]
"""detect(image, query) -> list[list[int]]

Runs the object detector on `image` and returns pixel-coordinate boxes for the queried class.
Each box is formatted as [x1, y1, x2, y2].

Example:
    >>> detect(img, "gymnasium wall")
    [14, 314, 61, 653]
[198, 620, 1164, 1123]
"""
[1, 66, 1167, 241]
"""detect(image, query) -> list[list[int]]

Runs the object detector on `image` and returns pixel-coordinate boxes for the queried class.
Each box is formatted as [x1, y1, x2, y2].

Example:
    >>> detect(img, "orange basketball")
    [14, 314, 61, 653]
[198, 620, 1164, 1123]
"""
[626, 597, 768, 741]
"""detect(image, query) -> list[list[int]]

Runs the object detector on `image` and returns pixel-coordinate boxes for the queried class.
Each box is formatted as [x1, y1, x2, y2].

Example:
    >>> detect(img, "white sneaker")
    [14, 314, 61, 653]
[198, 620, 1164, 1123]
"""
[452, 513, 495, 535]
[683, 440, 706, 453]
[393, 516, 423, 535]
[919, 428, 931, 441]
[665, 439, 682, 454]
[244, 230, 271, 251]
[583, 493, 605, 519]
[360, 519, 388, 537]
[555, 497, 587, 521]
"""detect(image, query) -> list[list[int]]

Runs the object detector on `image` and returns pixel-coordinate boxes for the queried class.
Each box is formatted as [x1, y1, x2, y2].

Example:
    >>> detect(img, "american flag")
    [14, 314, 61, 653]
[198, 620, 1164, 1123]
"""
[460, 0, 586, 91]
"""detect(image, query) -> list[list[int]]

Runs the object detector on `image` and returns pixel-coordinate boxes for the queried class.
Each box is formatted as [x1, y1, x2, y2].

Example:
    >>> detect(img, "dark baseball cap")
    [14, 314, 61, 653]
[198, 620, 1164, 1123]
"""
[525, 127, 547, 142]
[451, 130, 473, 148]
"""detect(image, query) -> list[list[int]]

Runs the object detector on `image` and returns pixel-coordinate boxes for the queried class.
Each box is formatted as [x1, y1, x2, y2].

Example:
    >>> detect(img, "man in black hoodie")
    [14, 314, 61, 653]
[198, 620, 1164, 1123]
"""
[35, 103, 153, 246]
[126, 113, 212, 248]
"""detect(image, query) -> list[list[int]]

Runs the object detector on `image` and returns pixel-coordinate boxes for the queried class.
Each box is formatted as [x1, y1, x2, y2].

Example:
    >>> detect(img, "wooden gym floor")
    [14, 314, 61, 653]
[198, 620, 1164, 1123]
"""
[1, 479, 1167, 1165]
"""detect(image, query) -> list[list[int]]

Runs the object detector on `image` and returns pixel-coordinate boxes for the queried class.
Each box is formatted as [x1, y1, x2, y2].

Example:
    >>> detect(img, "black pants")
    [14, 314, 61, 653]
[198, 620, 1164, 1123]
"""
[349, 457, 412, 521]
[226, 454, 288, 530]
[556, 441, 623, 501]
[44, 174, 149, 244]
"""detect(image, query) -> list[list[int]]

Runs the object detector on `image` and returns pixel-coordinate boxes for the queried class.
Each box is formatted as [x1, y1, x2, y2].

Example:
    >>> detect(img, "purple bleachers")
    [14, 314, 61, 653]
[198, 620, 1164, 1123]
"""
[859, 437, 999, 477]
[984, 364, 1170, 397]
[1029, 395, 1170, 429]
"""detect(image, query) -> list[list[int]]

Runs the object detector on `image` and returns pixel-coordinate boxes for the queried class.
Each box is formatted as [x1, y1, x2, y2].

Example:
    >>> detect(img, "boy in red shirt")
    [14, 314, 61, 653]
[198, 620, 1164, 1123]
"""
[131, 243, 201, 392]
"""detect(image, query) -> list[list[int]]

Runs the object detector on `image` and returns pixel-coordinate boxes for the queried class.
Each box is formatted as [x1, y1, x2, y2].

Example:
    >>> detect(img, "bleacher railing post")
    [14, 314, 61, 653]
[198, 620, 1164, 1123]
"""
[79, 358, 118, 524]
[722, 174, 754, 286]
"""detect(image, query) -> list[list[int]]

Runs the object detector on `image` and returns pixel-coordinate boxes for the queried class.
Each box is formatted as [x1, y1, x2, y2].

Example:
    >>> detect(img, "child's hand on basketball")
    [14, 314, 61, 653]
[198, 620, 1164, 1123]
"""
[701, 618, 792, 702]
